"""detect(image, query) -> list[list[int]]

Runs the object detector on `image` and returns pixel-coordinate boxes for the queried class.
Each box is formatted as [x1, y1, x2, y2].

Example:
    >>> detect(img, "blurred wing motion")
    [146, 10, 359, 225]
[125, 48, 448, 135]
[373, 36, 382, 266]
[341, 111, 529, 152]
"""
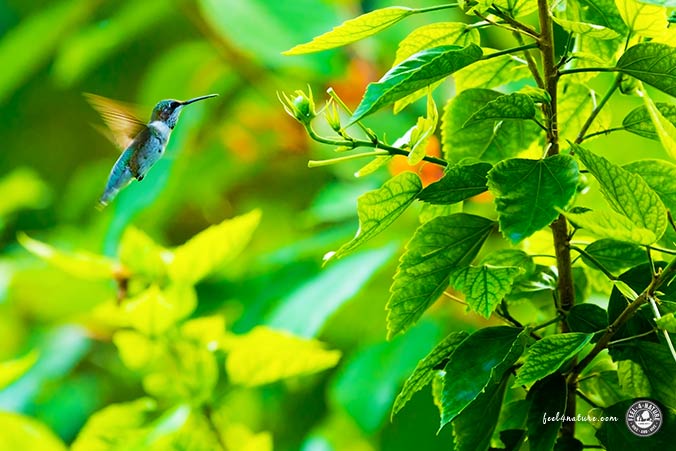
[84, 93, 147, 149]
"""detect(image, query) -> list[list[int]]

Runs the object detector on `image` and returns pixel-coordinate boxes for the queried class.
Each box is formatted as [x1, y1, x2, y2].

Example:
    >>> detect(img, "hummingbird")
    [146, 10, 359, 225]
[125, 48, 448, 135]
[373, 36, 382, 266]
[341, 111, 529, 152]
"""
[85, 93, 218, 208]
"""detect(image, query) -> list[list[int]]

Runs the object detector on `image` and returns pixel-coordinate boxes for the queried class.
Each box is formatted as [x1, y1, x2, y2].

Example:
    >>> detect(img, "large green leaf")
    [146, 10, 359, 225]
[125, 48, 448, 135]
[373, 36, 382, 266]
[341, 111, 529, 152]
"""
[617, 43, 676, 97]
[526, 375, 567, 451]
[581, 238, 647, 273]
[392, 331, 469, 417]
[331, 172, 421, 261]
[515, 333, 593, 386]
[574, 145, 667, 241]
[566, 303, 608, 334]
[440, 326, 526, 427]
[441, 89, 540, 163]
[351, 45, 483, 123]
[552, 17, 619, 39]
[463, 93, 536, 127]
[563, 208, 658, 244]
[224, 326, 341, 387]
[169, 209, 261, 283]
[625, 159, 676, 215]
[283, 7, 415, 55]
[0, 411, 67, 451]
[487, 155, 579, 243]
[616, 0, 668, 38]
[386, 213, 494, 338]
[449, 265, 524, 318]
[475, 0, 538, 16]
[565, 0, 628, 33]
[453, 51, 530, 91]
[623, 103, 676, 140]
[558, 83, 612, 140]
[417, 161, 491, 205]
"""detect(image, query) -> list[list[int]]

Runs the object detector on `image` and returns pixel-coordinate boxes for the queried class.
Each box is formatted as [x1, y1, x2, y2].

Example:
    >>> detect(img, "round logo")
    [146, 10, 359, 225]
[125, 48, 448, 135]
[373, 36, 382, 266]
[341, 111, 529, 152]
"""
[626, 400, 662, 437]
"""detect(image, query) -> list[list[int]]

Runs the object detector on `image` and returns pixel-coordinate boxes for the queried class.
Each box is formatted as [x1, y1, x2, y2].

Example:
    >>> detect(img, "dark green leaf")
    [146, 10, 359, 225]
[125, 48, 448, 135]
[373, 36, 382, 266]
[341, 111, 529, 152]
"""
[581, 239, 648, 273]
[527, 375, 567, 451]
[351, 45, 483, 123]
[516, 333, 593, 386]
[386, 213, 494, 338]
[499, 429, 527, 451]
[450, 372, 510, 450]
[331, 172, 422, 261]
[596, 400, 676, 449]
[449, 265, 524, 318]
[617, 359, 651, 398]
[574, 145, 667, 241]
[577, 370, 627, 409]
[554, 435, 584, 451]
[487, 155, 579, 243]
[392, 331, 469, 417]
[463, 93, 536, 127]
[283, 7, 415, 55]
[617, 43, 676, 97]
[441, 89, 540, 163]
[417, 161, 491, 205]
[440, 326, 526, 426]
[623, 103, 676, 140]
[566, 303, 608, 334]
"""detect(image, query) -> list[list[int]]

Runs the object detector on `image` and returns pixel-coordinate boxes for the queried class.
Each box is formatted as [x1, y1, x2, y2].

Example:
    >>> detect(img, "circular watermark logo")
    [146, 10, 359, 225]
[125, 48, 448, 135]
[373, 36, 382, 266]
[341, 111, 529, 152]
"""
[625, 400, 662, 437]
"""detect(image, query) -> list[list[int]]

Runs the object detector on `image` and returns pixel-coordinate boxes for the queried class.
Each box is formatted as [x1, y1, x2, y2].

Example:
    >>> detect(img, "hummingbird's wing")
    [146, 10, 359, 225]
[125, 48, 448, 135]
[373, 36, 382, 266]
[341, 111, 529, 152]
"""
[84, 93, 147, 149]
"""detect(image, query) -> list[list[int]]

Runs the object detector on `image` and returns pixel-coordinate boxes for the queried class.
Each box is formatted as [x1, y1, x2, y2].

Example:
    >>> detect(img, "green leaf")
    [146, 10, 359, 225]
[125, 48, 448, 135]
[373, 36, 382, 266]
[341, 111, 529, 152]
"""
[641, 94, 676, 159]
[516, 333, 593, 386]
[123, 284, 197, 335]
[477, 0, 538, 17]
[0, 350, 39, 390]
[552, 17, 620, 39]
[392, 331, 469, 417]
[563, 208, 658, 244]
[656, 312, 676, 332]
[610, 341, 676, 406]
[526, 375, 567, 451]
[169, 209, 260, 283]
[417, 161, 491, 205]
[0, 411, 67, 451]
[463, 93, 536, 127]
[113, 330, 164, 372]
[18, 233, 115, 280]
[487, 155, 579, 243]
[574, 145, 667, 240]
[331, 172, 422, 261]
[224, 326, 341, 387]
[451, 373, 510, 451]
[118, 226, 168, 280]
[407, 92, 439, 165]
[558, 83, 612, 140]
[351, 44, 483, 123]
[566, 303, 608, 334]
[481, 249, 536, 279]
[566, 0, 628, 33]
[617, 43, 676, 97]
[578, 370, 627, 409]
[393, 22, 480, 66]
[616, 0, 668, 38]
[386, 213, 494, 338]
[283, 7, 415, 55]
[355, 155, 392, 177]
[622, 102, 676, 140]
[449, 265, 524, 318]
[582, 239, 647, 273]
[441, 89, 540, 163]
[440, 326, 526, 427]
[617, 359, 651, 397]
[0, 168, 50, 217]
[453, 51, 530, 91]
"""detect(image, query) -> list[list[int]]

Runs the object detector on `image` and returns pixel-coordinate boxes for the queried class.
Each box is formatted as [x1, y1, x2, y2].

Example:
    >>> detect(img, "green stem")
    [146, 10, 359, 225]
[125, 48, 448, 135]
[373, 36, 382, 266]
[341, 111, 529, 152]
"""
[488, 5, 540, 38]
[570, 246, 617, 281]
[481, 43, 540, 61]
[558, 67, 618, 76]
[575, 75, 622, 144]
[649, 245, 676, 255]
[532, 315, 564, 332]
[326, 87, 377, 141]
[413, 3, 459, 14]
[308, 150, 390, 167]
[580, 127, 625, 142]
[514, 31, 545, 88]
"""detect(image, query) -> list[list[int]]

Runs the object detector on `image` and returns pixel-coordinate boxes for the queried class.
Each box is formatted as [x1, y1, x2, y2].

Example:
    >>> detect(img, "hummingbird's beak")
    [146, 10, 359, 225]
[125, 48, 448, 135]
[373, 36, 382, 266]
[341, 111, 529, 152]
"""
[180, 94, 219, 106]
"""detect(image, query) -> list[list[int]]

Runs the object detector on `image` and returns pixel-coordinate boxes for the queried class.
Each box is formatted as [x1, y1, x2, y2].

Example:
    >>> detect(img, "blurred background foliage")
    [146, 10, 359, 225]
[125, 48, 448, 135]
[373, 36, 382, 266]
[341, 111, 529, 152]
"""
[0, 0, 670, 450]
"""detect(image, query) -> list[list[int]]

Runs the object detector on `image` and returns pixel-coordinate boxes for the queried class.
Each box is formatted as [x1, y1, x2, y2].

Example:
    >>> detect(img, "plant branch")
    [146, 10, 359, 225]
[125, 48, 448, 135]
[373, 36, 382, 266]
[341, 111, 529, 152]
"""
[513, 31, 545, 88]
[580, 127, 625, 142]
[570, 246, 617, 281]
[558, 67, 618, 76]
[488, 5, 540, 38]
[574, 75, 622, 144]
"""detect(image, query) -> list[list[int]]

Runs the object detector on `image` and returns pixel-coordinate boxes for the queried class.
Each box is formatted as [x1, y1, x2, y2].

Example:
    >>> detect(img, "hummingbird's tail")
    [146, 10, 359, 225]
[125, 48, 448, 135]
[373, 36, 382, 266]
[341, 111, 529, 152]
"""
[97, 158, 134, 210]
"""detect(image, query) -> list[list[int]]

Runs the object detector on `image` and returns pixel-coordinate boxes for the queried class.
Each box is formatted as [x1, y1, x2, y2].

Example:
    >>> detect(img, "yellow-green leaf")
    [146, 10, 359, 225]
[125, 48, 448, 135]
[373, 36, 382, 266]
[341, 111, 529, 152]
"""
[124, 284, 197, 335]
[476, 0, 538, 17]
[656, 312, 676, 332]
[453, 50, 530, 91]
[18, 233, 115, 280]
[449, 265, 524, 318]
[615, 0, 668, 38]
[552, 17, 620, 39]
[283, 7, 415, 55]
[0, 350, 38, 390]
[169, 209, 261, 283]
[617, 43, 676, 97]
[407, 92, 439, 165]
[0, 168, 50, 217]
[224, 326, 341, 387]
[640, 92, 676, 160]
[119, 226, 169, 280]
[563, 208, 658, 244]
[113, 330, 164, 371]
[0, 412, 66, 451]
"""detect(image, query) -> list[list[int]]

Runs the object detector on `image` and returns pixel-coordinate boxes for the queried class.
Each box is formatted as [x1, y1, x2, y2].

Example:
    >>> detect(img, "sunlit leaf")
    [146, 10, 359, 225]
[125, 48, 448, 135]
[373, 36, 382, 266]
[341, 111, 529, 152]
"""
[355, 155, 392, 177]
[283, 7, 416, 55]
[615, 0, 668, 38]
[118, 226, 169, 280]
[639, 93, 676, 159]
[386, 214, 494, 338]
[476, 0, 538, 16]
[449, 265, 524, 318]
[0, 351, 39, 390]
[331, 172, 422, 261]
[393, 22, 480, 66]
[463, 93, 536, 127]
[392, 331, 469, 417]
[558, 83, 612, 140]
[18, 233, 115, 280]
[563, 208, 658, 244]
[515, 333, 593, 386]
[124, 284, 197, 335]
[622, 102, 676, 140]
[113, 330, 165, 372]
[351, 45, 483, 123]
[526, 375, 567, 451]
[487, 156, 579, 243]
[407, 93, 439, 165]
[552, 17, 620, 39]
[440, 327, 527, 427]
[0, 168, 50, 218]
[574, 145, 667, 240]
[180, 315, 226, 347]
[169, 209, 261, 283]
[417, 161, 491, 205]
[453, 51, 530, 91]
[0, 411, 66, 451]
[656, 312, 676, 332]
[617, 43, 676, 97]
[441, 89, 540, 163]
[224, 326, 341, 387]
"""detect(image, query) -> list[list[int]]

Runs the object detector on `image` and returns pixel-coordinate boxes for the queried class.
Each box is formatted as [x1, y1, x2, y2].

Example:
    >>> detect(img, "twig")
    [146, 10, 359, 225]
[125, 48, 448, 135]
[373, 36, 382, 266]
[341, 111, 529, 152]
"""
[574, 75, 622, 144]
